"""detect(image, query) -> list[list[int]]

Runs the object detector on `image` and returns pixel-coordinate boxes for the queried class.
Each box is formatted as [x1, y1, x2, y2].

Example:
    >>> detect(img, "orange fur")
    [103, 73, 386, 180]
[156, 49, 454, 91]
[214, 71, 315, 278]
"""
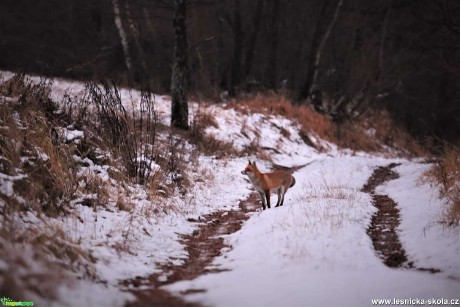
[241, 161, 295, 210]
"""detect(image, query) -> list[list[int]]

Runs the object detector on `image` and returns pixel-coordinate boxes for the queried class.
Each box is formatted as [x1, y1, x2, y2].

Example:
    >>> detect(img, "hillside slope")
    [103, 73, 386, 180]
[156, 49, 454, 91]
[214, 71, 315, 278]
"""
[0, 72, 458, 306]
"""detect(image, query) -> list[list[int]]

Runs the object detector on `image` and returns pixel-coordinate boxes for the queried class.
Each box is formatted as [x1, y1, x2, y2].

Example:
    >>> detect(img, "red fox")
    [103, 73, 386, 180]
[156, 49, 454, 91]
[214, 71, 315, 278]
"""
[241, 160, 296, 210]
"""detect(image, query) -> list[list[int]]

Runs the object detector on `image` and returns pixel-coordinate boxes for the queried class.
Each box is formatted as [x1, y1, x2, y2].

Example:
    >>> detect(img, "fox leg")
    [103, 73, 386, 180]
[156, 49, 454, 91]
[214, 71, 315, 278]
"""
[279, 187, 286, 206]
[275, 188, 282, 207]
[258, 191, 266, 210]
[265, 190, 271, 209]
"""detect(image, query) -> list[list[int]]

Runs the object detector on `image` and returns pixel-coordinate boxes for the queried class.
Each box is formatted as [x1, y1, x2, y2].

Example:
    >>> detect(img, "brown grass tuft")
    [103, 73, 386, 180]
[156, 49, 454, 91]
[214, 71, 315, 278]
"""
[337, 109, 426, 156]
[0, 73, 27, 97]
[0, 83, 78, 217]
[422, 144, 460, 226]
[189, 105, 236, 157]
[229, 92, 425, 156]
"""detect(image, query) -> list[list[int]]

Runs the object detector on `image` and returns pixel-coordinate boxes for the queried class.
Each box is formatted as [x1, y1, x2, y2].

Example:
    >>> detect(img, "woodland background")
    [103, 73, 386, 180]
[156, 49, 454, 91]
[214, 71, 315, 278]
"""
[1, 0, 459, 147]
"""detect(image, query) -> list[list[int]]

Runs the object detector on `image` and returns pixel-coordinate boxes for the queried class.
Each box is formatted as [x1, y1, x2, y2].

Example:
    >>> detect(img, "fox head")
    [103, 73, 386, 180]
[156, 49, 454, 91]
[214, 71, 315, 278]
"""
[241, 160, 258, 176]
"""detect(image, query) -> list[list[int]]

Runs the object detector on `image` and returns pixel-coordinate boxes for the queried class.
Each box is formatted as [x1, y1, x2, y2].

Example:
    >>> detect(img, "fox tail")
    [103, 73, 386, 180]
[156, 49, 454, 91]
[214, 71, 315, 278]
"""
[290, 176, 296, 188]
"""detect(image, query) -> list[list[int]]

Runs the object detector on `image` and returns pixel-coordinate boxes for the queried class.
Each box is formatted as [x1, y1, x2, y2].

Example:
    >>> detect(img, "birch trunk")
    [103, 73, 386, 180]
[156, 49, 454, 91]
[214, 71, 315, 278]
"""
[299, 0, 343, 100]
[112, 0, 132, 71]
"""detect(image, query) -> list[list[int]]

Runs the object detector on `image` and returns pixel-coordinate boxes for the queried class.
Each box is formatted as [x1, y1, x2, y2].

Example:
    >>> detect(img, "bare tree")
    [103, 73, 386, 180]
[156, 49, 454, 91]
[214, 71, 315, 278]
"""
[298, 0, 343, 101]
[171, 0, 189, 130]
[112, 0, 132, 72]
[242, 0, 264, 84]
[228, 0, 243, 95]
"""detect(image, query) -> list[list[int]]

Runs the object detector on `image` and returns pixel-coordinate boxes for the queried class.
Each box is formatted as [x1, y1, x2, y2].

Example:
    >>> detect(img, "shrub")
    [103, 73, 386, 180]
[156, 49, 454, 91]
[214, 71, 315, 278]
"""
[423, 144, 460, 226]
[85, 81, 158, 184]
[228, 92, 425, 156]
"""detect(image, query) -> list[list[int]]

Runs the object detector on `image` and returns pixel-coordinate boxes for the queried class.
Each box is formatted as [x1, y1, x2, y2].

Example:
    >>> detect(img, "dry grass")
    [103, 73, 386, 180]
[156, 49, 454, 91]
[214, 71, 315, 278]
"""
[28, 223, 97, 279]
[0, 75, 102, 303]
[300, 182, 362, 202]
[116, 192, 135, 212]
[0, 217, 98, 304]
[0, 85, 78, 217]
[0, 74, 227, 303]
[293, 184, 363, 232]
[228, 92, 335, 145]
[78, 170, 110, 210]
[337, 109, 426, 156]
[422, 144, 460, 226]
[189, 104, 236, 157]
[0, 235, 65, 303]
[228, 92, 425, 156]
[0, 73, 27, 97]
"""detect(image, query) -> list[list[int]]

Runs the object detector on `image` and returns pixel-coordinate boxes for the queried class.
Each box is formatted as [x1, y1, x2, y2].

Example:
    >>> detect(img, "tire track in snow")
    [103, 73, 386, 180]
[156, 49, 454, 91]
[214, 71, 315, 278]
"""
[122, 193, 260, 307]
[362, 163, 441, 272]
[122, 162, 307, 306]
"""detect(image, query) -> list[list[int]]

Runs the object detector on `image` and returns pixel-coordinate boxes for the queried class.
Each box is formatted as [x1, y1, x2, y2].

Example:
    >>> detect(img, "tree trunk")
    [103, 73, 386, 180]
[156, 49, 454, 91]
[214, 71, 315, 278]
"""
[229, 0, 242, 96]
[377, 6, 390, 92]
[242, 0, 264, 83]
[266, 0, 280, 89]
[171, 0, 189, 130]
[111, 0, 132, 71]
[124, 0, 147, 75]
[298, 0, 343, 101]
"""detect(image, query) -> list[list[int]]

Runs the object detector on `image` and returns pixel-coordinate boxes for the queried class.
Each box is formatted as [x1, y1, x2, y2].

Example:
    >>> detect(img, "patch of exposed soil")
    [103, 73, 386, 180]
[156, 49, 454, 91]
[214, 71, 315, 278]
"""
[362, 163, 408, 267]
[122, 193, 260, 307]
[363, 163, 441, 273]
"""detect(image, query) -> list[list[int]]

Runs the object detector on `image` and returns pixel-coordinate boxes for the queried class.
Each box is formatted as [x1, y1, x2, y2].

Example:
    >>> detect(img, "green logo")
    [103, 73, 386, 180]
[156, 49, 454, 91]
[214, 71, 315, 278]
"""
[0, 297, 34, 306]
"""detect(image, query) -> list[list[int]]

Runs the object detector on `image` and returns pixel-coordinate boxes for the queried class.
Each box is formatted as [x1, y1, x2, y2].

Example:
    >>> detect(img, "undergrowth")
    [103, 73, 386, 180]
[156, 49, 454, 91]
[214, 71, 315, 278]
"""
[0, 72, 437, 304]
[228, 92, 334, 149]
[422, 144, 460, 226]
[189, 103, 236, 157]
[0, 74, 202, 303]
[228, 92, 425, 156]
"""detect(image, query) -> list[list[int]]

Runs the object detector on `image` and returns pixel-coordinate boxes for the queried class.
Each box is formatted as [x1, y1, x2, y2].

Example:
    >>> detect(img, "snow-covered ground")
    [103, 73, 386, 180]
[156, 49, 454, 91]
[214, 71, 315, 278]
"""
[167, 156, 460, 306]
[378, 163, 460, 279]
[1, 72, 459, 306]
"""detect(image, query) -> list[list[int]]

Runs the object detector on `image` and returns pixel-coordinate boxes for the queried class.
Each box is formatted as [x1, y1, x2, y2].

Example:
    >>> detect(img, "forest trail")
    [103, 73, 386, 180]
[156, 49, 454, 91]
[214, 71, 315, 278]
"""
[122, 161, 446, 306]
[363, 163, 441, 273]
[122, 193, 260, 306]
[122, 162, 306, 306]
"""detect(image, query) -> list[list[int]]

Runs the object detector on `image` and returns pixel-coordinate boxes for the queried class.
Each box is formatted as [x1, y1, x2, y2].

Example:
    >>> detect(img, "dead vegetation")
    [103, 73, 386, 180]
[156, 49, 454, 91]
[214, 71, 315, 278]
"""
[228, 92, 335, 145]
[337, 109, 426, 156]
[189, 104, 236, 157]
[422, 144, 460, 226]
[227, 92, 425, 156]
[0, 74, 78, 217]
[0, 72, 446, 304]
[0, 74, 204, 303]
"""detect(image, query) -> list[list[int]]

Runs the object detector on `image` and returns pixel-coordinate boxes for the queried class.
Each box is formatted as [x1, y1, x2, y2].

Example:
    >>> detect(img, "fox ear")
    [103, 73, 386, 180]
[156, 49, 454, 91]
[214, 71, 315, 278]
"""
[248, 160, 252, 165]
[253, 161, 256, 166]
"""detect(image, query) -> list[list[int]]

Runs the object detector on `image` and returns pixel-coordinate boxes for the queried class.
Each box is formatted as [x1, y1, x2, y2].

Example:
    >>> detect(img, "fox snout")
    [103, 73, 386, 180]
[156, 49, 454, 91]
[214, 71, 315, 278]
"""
[241, 168, 253, 175]
[242, 160, 257, 176]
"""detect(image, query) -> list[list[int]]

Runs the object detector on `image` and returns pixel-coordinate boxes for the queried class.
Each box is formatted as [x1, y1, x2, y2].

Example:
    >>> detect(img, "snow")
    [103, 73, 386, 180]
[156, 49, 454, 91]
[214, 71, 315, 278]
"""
[378, 163, 460, 279]
[64, 129, 84, 142]
[1, 71, 459, 306]
[166, 157, 459, 306]
[204, 105, 319, 166]
[0, 173, 27, 197]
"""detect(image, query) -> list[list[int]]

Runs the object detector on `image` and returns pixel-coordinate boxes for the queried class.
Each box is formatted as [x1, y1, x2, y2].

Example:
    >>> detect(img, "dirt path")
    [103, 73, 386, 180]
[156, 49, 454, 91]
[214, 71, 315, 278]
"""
[362, 163, 440, 272]
[122, 193, 260, 306]
[121, 162, 306, 306]
[361, 163, 408, 267]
